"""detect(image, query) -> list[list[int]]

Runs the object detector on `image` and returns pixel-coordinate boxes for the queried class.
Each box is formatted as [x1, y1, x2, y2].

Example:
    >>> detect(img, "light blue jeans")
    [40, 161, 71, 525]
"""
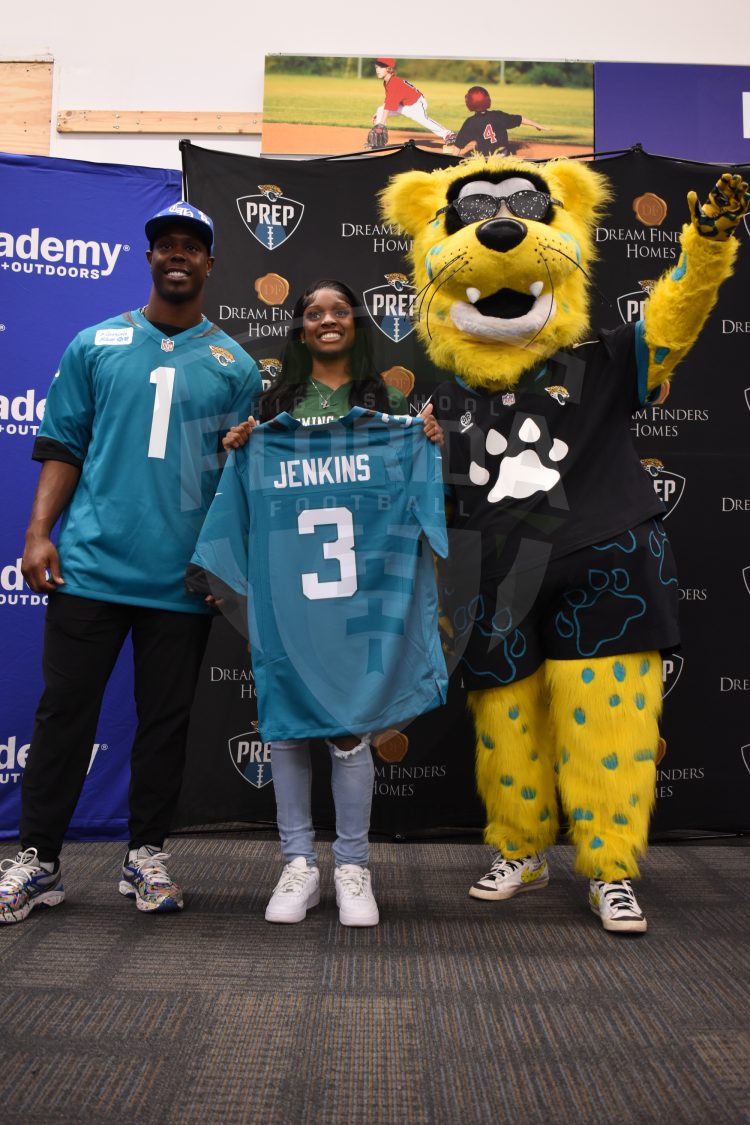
[270, 738, 375, 867]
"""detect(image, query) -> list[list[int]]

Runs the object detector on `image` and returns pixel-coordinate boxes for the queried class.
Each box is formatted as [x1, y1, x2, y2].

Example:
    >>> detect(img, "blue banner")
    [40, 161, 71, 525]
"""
[0, 151, 181, 840]
[595, 63, 750, 164]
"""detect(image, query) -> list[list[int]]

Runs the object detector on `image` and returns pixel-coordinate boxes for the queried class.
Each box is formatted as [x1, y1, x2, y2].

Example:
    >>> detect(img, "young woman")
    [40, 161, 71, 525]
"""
[223, 279, 442, 928]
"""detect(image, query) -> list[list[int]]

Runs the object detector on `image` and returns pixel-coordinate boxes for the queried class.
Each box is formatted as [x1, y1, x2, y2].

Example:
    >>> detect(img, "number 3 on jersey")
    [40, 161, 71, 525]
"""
[148, 366, 176, 459]
[298, 506, 358, 601]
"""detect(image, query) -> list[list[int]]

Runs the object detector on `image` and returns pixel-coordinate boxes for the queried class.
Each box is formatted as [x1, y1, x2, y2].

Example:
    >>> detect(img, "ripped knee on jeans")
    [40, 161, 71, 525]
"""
[327, 736, 371, 760]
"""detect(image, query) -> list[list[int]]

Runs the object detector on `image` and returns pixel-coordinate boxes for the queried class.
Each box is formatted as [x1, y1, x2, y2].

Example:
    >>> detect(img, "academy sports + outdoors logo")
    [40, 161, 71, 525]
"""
[0, 735, 107, 783]
[236, 185, 304, 251]
[0, 558, 47, 606]
[0, 225, 126, 280]
[0, 388, 46, 440]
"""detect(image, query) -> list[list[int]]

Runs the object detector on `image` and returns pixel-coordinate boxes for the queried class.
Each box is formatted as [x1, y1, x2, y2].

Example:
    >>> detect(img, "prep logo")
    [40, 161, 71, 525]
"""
[236, 184, 304, 250]
[0, 226, 126, 280]
[741, 744, 750, 776]
[617, 279, 655, 324]
[662, 653, 684, 699]
[364, 274, 416, 343]
[640, 458, 685, 518]
[228, 725, 273, 788]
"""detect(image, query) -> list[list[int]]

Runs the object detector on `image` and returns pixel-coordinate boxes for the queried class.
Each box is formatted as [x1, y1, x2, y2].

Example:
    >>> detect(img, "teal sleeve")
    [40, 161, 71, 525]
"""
[37, 334, 95, 461]
[407, 423, 449, 558]
[191, 446, 251, 596]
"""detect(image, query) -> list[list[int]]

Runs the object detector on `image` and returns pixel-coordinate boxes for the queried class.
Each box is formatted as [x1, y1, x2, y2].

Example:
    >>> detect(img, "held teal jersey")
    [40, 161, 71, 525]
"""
[191, 408, 449, 740]
[35, 308, 261, 612]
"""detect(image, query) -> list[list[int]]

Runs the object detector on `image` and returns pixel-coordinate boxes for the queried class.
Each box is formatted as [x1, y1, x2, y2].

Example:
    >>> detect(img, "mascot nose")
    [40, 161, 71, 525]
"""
[476, 218, 527, 253]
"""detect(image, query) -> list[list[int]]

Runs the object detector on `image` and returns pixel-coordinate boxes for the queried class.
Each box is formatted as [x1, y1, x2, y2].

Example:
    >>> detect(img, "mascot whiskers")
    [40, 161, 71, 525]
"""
[381, 154, 748, 932]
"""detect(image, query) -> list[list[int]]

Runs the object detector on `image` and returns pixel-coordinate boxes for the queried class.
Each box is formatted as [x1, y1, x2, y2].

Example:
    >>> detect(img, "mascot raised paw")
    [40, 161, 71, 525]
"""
[381, 156, 748, 934]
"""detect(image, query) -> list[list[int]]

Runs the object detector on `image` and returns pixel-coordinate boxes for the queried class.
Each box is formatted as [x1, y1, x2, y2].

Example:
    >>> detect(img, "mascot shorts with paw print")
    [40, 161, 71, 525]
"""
[381, 157, 748, 933]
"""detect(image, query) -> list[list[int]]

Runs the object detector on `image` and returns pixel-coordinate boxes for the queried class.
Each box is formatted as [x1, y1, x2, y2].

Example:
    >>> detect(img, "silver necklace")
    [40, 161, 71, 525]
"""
[310, 378, 336, 409]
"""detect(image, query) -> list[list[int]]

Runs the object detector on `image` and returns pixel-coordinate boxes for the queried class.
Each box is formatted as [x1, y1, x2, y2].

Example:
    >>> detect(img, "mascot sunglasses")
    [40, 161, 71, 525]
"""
[437, 189, 562, 226]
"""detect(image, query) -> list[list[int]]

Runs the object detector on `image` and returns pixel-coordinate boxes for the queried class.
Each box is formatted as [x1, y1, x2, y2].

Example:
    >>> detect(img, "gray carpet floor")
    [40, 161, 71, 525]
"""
[0, 839, 748, 1124]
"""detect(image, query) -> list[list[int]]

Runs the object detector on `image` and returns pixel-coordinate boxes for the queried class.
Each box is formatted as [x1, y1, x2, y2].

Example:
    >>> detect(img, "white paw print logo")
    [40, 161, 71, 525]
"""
[469, 417, 568, 503]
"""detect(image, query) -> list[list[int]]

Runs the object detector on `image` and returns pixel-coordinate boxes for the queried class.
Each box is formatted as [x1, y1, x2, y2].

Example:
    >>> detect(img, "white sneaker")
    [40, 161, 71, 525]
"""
[0, 848, 65, 924]
[334, 864, 379, 927]
[469, 851, 549, 900]
[265, 857, 320, 924]
[589, 879, 647, 933]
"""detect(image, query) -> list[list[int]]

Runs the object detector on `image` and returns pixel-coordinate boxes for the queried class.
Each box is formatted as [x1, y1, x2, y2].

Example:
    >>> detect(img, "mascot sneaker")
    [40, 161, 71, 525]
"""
[469, 851, 549, 900]
[334, 864, 379, 927]
[119, 846, 183, 913]
[0, 848, 64, 923]
[265, 857, 320, 923]
[589, 879, 647, 933]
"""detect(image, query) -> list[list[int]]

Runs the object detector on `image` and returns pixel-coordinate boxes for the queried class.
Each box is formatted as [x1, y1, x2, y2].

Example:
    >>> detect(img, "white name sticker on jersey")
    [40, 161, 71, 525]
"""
[94, 328, 134, 346]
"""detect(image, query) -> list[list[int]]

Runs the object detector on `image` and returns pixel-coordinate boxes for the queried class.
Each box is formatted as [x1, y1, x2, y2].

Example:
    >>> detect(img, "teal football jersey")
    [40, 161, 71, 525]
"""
[36, 308, 261, 612]
[192, 408, 449, 739]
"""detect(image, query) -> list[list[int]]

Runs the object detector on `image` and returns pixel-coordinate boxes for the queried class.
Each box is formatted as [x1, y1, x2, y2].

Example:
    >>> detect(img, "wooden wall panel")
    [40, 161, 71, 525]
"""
[0, 62, 53, 155]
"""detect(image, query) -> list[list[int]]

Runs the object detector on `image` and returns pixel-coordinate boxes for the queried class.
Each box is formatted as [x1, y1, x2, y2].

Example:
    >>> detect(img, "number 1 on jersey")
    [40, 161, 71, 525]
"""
[148, 366, 176, 459]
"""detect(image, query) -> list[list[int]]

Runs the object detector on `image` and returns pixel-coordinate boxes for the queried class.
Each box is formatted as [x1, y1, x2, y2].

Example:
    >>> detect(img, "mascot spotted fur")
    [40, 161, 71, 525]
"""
[381, 155, 747, 932]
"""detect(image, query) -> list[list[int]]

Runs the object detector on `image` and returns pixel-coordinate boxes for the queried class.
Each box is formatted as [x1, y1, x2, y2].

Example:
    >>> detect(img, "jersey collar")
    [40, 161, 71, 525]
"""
[130, 307, 212, 346]
[264, 406, 379, 432]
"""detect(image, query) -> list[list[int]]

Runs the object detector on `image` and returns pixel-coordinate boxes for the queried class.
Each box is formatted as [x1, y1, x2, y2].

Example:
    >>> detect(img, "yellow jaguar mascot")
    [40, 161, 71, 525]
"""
[381, 155, 747, 932]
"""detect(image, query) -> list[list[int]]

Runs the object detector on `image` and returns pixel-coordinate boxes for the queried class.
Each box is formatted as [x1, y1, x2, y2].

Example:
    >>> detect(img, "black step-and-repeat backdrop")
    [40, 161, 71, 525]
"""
[174, 143, 750, 838]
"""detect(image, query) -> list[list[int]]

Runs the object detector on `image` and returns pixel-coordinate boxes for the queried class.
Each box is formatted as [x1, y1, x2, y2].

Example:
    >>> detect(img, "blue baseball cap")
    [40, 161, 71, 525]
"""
[145, 200, 214, 253]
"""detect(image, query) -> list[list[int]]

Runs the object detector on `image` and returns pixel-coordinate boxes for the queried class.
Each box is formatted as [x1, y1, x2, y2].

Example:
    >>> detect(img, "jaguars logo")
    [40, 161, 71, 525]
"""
[546, 385, 570, 406]
[640, 457, 665, 478]
[209, 345, 235, 367]
[258, 358, 282, 390]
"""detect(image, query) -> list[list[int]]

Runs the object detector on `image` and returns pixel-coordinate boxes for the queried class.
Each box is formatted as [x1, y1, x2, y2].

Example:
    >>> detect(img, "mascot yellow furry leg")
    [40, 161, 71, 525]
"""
[381, 157, 748, 933]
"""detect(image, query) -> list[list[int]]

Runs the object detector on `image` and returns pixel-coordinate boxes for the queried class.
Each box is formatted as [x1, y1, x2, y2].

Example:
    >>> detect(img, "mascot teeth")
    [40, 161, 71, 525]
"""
[529, 281, 544, 297]
[466, 287, 481, 304]
[451, 290, 555, 341]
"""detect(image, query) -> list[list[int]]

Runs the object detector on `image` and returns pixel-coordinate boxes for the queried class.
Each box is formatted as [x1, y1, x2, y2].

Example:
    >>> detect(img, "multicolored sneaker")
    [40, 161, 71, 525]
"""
[469, 851, 549, 900]
[265, 857, 320, 924]
[0, 848, 65, 924]
[334, 864, 379, 927]
[589, 879, 647, 933]
[118, 846, 183, 913]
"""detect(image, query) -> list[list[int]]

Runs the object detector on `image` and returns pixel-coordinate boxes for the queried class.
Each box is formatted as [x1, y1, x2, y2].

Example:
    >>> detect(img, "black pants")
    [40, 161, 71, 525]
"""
[20, 593, 212, 863]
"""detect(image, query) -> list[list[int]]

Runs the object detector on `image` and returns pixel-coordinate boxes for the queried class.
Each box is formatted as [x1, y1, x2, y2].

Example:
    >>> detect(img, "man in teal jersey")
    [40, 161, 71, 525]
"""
[0, 202, 262, 923]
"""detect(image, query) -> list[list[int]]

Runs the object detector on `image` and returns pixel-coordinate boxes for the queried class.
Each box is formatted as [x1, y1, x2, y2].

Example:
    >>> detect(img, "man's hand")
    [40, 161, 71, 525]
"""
[222, 416, 258, 451]
[419, 402, 444, 445]
[22, 535, 64, 593]
[688, 172, 750, 240]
